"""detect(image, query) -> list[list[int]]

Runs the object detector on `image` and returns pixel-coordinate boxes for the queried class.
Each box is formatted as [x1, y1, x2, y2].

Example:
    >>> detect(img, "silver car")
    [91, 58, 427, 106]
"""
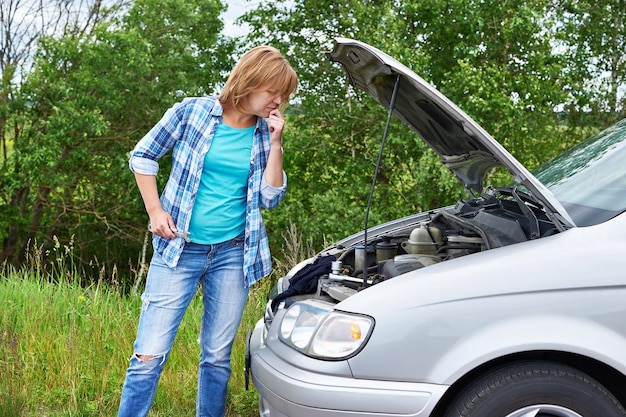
[245, 38, 626, 417]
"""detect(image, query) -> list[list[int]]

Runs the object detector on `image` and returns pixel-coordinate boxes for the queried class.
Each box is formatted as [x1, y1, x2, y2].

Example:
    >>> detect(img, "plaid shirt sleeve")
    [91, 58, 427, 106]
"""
[243, 118, 288, 286]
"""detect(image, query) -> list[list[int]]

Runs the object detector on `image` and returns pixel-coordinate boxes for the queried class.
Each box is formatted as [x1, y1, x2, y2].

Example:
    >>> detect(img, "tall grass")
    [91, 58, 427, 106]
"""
[0, 230, 303, 417]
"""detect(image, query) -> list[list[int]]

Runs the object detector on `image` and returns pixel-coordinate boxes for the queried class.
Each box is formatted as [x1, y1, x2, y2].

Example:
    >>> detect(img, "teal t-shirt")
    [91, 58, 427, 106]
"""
[188, 123, 254, 244]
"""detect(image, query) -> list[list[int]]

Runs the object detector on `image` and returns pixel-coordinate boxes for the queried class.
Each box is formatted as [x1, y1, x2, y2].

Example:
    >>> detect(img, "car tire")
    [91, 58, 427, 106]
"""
[444, 360, 626, 417]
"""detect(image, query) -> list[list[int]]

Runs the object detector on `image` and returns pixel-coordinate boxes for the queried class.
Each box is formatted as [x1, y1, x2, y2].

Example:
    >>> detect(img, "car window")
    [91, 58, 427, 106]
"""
[533, 119, 626, 226]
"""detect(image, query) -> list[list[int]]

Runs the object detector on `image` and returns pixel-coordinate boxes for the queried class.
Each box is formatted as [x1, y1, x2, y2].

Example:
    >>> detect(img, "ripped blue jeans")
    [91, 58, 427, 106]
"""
[118, 234, 249, 417]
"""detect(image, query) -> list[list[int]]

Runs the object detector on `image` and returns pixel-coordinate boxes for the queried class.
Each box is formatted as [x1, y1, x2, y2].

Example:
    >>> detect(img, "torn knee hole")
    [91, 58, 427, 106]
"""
[136, 354, 159, 362]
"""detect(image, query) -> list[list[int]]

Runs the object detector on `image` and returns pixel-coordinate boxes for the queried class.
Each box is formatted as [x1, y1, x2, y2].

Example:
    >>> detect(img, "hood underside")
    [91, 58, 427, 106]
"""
[326, 37, 572, 224]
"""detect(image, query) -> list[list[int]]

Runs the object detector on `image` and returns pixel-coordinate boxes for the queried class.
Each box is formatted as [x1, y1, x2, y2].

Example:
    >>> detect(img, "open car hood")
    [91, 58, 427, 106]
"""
[326, 37, 574, 226]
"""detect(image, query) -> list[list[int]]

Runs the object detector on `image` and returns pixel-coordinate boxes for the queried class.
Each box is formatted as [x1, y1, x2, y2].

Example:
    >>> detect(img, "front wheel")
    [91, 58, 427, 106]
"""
[444, 360, 626, 417]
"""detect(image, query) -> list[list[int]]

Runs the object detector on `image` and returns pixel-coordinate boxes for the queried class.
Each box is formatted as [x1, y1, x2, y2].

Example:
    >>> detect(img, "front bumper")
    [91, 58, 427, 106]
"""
[247, 318, 448, 417]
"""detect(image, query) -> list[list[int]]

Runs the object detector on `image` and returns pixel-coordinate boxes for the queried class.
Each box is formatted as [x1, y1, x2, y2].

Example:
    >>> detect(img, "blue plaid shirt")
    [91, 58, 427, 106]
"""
[129, 96, 287, 287]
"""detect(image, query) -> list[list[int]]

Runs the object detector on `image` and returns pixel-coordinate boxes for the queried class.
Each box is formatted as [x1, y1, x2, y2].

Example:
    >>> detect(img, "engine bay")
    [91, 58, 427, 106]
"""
[312, 186, 561, 303]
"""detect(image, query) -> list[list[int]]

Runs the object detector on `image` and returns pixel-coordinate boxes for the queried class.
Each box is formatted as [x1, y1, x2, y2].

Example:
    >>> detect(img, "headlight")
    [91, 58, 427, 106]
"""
[279, 301, 374, 359]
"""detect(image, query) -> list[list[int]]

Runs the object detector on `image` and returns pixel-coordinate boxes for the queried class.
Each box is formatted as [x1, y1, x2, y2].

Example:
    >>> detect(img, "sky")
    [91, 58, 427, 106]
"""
[222, 0, 257, 37]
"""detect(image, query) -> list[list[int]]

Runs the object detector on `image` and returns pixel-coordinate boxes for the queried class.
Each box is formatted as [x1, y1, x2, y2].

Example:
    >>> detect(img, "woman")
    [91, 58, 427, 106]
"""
[118, 45, 298, 417]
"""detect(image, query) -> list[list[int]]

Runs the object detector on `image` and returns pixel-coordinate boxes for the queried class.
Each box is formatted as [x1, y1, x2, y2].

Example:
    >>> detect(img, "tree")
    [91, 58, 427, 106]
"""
[0, 0, 123, 161]
[1, 0, 123, 270]
[239, 0, 574, 250]
[0, 0, 234, 281]
[3, 0, 623, 278]
[554, 0, 626, 128]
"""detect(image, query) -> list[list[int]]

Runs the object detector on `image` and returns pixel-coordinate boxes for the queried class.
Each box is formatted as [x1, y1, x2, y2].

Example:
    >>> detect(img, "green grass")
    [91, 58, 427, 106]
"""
[1, 226, 313, 416]
[0, 267, 274, 416]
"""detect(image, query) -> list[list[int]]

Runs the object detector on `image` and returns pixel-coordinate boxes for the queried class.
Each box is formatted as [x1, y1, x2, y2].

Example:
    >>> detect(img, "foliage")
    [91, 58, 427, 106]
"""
[0, 0, 624, 286]
[0, 0, 234, 280]
[553, 0, 626, 127]
[239, 0, 620, 250]
[240, 1, 461, 248]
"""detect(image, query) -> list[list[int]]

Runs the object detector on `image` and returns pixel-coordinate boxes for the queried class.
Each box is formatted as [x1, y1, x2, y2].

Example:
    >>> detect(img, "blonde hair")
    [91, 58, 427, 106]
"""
[219, 45, 298, 112]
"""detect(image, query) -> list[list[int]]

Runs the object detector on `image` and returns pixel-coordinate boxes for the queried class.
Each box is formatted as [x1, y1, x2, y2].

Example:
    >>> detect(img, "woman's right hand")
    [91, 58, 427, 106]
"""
[148, 208, 177, 239]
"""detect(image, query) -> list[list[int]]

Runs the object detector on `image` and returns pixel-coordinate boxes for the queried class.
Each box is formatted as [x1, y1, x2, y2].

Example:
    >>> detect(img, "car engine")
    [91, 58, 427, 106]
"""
[301, 186, 561, 304]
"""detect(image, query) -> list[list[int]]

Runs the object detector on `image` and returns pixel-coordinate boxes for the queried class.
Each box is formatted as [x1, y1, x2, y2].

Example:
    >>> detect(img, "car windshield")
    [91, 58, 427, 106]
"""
[532, 119, 626, 227]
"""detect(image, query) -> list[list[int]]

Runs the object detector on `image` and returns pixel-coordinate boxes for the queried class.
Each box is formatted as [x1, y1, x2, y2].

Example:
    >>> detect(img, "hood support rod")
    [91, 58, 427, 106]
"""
[362, 73, 401, 289]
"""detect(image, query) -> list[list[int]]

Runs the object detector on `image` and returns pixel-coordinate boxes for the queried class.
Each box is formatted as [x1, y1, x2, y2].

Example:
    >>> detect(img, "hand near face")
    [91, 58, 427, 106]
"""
[268, 109, 285, 146]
